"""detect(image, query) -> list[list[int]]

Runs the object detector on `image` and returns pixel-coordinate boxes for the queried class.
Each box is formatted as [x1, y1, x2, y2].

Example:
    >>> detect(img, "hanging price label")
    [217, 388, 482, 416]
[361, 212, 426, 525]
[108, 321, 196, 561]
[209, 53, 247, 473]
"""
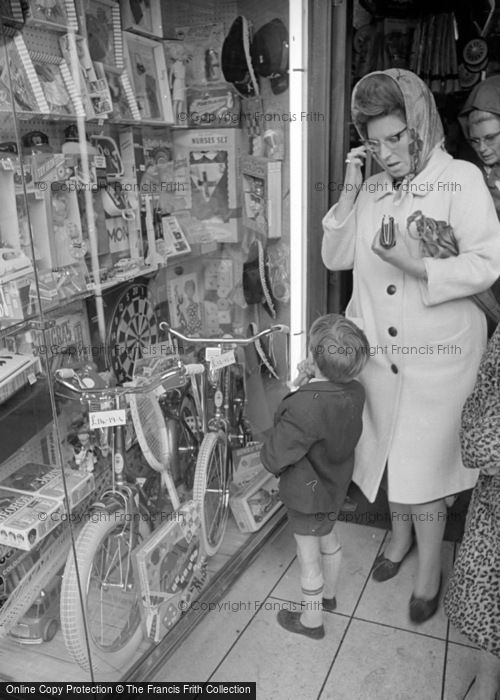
[209, 350, 236, 371]
[89, 409, 127, 429]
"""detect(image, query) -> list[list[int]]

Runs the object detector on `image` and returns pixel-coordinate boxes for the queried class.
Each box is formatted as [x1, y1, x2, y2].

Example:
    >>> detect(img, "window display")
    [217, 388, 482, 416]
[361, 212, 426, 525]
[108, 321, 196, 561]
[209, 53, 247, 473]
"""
[0, 0, 292, 684]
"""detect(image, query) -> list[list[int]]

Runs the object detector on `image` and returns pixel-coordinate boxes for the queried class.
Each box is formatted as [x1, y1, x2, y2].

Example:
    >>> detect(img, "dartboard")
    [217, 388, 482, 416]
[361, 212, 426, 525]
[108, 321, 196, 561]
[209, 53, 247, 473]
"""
[107, 282, 158, 383]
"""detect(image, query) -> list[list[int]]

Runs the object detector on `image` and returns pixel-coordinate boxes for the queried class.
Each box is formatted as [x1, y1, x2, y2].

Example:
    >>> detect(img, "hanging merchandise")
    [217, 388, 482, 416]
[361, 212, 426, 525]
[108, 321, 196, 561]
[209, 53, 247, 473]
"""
[221, 16, 260, 97]
[461, 0, 494, 79]
[250, 18, 289, 95]
[247, 321, 279, 380]
[242, 239, 277, 319]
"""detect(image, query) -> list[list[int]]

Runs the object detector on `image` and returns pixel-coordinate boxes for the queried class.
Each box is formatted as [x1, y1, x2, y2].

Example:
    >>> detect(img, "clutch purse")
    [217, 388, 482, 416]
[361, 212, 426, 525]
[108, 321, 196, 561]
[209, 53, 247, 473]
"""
[407, 210, 500, 323]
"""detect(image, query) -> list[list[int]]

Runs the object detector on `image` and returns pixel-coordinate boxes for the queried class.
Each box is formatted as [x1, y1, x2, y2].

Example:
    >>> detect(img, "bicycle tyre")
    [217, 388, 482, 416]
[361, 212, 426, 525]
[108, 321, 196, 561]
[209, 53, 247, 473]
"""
[60, 511, 150, 672]
[193, 431, 230, 557]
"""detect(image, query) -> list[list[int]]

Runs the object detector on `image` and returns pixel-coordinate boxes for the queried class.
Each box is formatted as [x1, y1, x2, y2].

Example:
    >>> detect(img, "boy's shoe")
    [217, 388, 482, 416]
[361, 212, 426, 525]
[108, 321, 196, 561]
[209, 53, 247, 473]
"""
[277, 609, 325, 639]
[322, 596, 337, 612]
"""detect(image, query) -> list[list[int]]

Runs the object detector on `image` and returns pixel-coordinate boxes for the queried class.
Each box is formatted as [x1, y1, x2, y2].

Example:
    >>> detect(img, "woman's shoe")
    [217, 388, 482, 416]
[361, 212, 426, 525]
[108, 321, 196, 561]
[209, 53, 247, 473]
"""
[409, 576, 442, 624]
[372, 540, 414, 582]
[277, 609, 325, 639]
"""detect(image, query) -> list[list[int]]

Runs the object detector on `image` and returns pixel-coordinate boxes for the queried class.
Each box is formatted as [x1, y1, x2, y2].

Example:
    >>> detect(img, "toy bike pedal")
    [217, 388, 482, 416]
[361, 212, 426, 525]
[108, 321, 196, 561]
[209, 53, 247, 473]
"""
[380, 215, 396, 249]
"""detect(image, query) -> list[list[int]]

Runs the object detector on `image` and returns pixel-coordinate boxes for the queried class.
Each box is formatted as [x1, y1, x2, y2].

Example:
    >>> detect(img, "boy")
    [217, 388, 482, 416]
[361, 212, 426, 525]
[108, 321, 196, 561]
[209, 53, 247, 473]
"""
[261, 314, 368, 639]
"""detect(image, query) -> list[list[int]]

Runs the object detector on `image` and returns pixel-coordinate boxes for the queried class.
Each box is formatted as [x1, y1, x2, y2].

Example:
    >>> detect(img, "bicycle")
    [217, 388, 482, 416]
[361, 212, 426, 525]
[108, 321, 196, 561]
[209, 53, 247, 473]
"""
[159, 322, 289, 557]
[54, 360, 206, 672]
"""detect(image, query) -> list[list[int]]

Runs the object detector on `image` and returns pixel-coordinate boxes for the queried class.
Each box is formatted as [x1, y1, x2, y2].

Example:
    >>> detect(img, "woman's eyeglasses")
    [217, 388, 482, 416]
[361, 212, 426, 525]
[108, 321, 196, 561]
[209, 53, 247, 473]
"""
[363, 127, 408, 153]
[468, 131, 500, 148]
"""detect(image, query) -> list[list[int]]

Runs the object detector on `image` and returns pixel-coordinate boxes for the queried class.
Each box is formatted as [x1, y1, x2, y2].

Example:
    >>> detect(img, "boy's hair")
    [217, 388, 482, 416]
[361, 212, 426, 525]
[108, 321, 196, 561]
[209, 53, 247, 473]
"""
[309, 314, 369, 383]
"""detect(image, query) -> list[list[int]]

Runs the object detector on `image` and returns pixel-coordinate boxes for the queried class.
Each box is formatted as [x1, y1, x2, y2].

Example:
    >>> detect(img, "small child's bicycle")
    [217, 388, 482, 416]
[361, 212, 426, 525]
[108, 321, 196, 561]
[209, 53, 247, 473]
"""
[159, 322, 289, 556]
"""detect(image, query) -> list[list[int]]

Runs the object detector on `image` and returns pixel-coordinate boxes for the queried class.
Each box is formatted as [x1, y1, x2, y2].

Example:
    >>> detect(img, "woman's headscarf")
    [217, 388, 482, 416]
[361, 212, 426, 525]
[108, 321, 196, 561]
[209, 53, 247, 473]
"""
[458, 75, 500, 137]
[351, 68, 444, 181]
[458, 76, 500, 216]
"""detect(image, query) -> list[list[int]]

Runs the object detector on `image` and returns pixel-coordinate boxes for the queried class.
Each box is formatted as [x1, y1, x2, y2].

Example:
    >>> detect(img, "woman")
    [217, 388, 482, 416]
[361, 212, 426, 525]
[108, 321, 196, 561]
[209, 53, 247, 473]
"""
[321, 68, 500, 623]
[442, 76, 500, 700]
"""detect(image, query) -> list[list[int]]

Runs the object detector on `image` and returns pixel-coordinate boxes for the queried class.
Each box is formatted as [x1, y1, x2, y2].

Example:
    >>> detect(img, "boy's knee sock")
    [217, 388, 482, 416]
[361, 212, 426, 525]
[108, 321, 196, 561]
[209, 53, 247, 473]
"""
[300, 571, 324, 628]
[322, 545, 342, 600]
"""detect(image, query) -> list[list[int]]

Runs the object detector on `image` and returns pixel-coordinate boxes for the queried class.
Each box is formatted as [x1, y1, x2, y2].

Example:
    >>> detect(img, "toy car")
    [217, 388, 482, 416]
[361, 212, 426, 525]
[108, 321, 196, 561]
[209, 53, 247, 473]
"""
[9, 576, 60, 644]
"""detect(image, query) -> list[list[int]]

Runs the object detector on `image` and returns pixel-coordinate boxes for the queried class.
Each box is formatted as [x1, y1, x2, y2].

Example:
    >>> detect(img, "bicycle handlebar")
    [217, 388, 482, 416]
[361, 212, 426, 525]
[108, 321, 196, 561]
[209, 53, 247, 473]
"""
[159, 322, 289, 346]
[54, 362, 187, 400]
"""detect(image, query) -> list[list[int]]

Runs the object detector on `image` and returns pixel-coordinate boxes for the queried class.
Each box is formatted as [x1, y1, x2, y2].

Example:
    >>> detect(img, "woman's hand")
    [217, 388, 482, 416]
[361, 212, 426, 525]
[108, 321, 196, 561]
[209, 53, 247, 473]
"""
[371, 223, 428, 281]
[344, 145, 367, 191]
[335, 145, 368, 222]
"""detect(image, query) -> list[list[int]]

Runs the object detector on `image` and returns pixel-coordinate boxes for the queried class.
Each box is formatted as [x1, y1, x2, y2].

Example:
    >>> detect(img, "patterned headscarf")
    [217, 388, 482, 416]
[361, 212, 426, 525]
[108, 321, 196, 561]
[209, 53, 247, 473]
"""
[351, 69, 445, 181]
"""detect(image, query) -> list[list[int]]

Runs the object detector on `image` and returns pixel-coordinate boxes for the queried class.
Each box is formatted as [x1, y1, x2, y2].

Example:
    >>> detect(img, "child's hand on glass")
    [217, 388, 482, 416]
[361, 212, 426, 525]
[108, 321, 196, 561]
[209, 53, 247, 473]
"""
[294, 358, 316, 387]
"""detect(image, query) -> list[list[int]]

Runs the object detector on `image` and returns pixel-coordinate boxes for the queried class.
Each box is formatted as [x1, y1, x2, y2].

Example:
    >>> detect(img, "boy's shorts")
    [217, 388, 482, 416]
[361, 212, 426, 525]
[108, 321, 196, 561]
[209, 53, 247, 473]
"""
[287, 507, 335, 536]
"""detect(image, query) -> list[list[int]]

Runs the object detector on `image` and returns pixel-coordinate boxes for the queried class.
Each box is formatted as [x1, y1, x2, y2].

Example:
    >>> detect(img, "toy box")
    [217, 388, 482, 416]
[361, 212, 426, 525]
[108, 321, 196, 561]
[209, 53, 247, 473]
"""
[0, 462, 94, 511]
[229, 469, 281, 533]
[185, 86, 241, 128]
[232, 443, 264, 487]
[241, 156, 282, 239]
[0, 488, 63, 551]
[172, 128, 244, 243]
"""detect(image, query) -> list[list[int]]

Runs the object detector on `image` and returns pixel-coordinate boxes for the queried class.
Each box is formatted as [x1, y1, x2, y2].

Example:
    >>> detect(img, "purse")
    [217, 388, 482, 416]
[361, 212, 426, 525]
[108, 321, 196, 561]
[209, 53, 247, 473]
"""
[407, 210, 500, 323]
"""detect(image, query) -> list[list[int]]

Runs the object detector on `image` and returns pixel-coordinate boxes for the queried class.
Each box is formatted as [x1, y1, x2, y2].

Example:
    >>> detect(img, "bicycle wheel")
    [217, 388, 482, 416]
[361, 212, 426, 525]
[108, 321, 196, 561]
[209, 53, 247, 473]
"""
[60, 511, 150, 672]
[193, 431, 230, 557]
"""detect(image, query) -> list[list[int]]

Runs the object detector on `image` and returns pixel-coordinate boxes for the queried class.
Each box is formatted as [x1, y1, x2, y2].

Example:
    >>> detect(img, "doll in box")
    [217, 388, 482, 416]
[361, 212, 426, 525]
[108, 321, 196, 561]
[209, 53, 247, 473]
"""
[51, 190, 85, 267]
[166, 44, 190, 125]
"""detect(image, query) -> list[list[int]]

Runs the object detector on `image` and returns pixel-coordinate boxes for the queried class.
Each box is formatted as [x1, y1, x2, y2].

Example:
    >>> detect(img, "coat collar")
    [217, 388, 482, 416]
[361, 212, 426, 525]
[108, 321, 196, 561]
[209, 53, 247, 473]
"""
[283, 380, 356, 401]
[372, 148, 453, 202]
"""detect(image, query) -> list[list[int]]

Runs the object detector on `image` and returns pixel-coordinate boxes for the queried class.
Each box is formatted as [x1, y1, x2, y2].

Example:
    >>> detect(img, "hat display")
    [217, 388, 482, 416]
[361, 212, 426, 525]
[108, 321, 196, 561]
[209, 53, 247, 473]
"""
[221, 16, 260, 97]
[251, 18, 289, 95]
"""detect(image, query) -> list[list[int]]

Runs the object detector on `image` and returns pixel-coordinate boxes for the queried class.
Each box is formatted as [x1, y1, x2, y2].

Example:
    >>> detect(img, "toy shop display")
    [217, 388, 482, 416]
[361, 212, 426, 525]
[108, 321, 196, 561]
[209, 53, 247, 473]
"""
[59, 33, 113, 118]
[119, 0, 163, 39]
[173, 127, 245, 244]
[165, 24, 240, 128]
[29, 51, 84, 117]
[79, 0, 124, 71]
[229, 468, 281, 533]
[0, 32, 50, 114]
[124, 32, 173, 123]
[21, 0, 78, 32]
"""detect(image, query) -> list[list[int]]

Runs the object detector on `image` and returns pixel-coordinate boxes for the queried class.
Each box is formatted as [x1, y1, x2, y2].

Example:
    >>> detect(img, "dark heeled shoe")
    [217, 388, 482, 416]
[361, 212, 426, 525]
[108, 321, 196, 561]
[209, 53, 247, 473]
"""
[409, 576, 442, 624]
[372, 540, 415, 582]
[277, 609, 325, 639]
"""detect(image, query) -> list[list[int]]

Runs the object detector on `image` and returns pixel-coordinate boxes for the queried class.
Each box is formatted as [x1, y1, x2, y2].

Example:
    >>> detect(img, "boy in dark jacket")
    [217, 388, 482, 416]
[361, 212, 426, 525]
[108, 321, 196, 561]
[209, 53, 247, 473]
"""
[261, 314, 368, 639]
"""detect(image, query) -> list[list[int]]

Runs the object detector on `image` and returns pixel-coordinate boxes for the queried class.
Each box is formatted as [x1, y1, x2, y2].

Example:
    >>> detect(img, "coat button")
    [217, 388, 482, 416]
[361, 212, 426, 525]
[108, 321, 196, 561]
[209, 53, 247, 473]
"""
[386, 285, 396, 295]
[388, 327, 397, 337]
[391, 364, 398, 374]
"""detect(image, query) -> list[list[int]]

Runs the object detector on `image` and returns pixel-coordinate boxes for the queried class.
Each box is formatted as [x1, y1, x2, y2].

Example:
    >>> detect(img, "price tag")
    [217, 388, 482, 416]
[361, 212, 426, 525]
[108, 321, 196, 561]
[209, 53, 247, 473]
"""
[210, 350, 235, 371]
[205, 347, 221, 361]
[89, 409, 126, 429]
